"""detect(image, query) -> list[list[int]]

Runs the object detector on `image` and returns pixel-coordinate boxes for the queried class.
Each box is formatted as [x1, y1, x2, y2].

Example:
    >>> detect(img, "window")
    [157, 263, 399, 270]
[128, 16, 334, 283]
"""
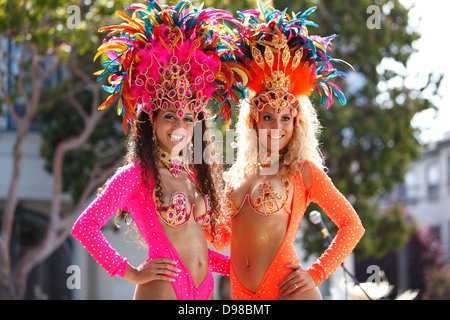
[404, 170, 420, 203]
[426, 162, 440, 200]
[448, 155, 450, 189]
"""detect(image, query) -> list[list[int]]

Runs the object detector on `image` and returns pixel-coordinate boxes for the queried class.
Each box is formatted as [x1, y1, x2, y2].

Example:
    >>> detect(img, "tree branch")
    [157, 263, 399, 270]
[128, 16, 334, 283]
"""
[13, 92, 106, 296]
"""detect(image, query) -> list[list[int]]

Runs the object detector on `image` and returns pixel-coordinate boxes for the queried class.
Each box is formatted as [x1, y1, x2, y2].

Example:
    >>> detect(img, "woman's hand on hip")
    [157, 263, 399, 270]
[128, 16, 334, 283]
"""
[125, 258, 180, 285]
[278, 263, 316, 297]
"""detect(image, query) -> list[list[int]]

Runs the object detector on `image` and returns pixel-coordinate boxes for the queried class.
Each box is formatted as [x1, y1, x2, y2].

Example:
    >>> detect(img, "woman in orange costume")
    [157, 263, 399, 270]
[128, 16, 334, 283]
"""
[221, 4, 365, 300]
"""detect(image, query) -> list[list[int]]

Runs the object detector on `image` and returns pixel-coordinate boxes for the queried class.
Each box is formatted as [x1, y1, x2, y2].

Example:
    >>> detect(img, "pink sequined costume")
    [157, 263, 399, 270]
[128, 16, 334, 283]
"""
[72, 162, 230, 300]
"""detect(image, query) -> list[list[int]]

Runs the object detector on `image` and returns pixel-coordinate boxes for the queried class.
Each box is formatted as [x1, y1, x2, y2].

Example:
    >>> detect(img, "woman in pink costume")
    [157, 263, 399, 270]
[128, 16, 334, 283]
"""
[71, 0, 236, 300]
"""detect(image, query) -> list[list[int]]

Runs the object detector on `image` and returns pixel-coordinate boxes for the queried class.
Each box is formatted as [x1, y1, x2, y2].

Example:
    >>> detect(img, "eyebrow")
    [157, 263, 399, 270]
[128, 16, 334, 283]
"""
[261, 111, 291, 116]
[165, 109, 194, 117]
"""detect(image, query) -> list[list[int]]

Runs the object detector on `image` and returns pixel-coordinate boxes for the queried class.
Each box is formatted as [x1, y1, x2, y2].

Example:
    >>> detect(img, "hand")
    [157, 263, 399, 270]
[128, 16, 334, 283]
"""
[125, 258, 180, 285]
[278, 263, 316, 298]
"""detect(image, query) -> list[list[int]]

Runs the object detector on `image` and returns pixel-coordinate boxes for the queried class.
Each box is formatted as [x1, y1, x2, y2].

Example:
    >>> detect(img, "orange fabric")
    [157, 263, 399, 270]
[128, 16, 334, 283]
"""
[225, 160, 364, 299]
[304, 161, 365, 285]
[229, 173, 302, 299]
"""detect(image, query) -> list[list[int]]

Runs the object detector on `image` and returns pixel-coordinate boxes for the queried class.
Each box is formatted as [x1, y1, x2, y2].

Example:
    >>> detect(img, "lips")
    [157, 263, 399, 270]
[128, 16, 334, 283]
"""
[269, 135, 284, 140]
[169, 133, 185, 142]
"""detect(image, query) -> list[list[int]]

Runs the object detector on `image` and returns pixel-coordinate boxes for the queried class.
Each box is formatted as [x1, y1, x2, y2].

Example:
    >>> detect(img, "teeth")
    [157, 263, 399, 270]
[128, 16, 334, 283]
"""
[270, 136, 283, 140]
[170, 134, 184, 141]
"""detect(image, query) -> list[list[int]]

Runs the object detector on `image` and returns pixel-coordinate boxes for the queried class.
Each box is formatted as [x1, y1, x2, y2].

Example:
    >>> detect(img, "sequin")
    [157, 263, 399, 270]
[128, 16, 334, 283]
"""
[71, 162, 230, 300]
[224, 160, 364, 300]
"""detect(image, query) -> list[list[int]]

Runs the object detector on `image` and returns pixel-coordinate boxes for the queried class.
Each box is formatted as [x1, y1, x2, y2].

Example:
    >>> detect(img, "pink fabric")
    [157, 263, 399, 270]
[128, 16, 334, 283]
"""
[72, 162, 230, 300]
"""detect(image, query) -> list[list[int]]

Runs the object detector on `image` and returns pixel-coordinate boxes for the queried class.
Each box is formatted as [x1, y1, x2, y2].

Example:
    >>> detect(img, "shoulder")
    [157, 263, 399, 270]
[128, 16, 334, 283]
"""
[109, 161, 144, 187]
[300, 159, 326, 191]
[117, 161, 142, 176]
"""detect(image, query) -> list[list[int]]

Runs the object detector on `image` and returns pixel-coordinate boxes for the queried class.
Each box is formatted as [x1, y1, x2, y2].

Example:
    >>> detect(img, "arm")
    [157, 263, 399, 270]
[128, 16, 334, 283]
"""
[205, 212, 231, 275]
[304, 161, 365, 286]
[205, 212, 231, 252]
[207, 248, 230, 276]
[204, 181, 233, 252]
[71, 163, 140, 277]
[210, 182, 236, 252]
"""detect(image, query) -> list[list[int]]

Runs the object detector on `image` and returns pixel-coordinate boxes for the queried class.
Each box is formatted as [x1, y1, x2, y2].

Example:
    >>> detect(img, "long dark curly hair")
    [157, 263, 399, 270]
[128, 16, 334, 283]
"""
[115, 109, 224, 245]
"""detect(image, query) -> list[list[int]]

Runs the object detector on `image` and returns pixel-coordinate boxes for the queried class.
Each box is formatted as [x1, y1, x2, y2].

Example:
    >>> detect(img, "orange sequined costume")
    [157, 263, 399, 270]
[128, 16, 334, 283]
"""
[222, 160, 365, 300]
[217, 3, 364, 300]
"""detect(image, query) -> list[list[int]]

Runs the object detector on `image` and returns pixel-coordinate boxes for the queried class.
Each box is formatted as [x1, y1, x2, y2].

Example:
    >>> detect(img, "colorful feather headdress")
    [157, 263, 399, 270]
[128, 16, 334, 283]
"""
[94, 0, 239, 133]
[230, 3, 349, 125]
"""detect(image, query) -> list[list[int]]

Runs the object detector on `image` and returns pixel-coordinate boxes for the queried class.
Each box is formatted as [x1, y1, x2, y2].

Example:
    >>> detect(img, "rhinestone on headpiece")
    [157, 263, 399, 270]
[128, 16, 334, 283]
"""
[94, 0, 240, 134]
[228, 4, 349, 126]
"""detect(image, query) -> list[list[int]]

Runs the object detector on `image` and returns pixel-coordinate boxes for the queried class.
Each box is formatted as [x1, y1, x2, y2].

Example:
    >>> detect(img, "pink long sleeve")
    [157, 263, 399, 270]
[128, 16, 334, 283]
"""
[305, 161, 365, 286]
[208, 248, 230, 276]
[204, 218, 231, 275]
[71, 163, 141, 277]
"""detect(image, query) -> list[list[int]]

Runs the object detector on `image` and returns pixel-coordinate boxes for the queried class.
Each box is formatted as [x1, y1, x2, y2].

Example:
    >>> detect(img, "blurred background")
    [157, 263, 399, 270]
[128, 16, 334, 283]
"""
[0, 0, 449, 300]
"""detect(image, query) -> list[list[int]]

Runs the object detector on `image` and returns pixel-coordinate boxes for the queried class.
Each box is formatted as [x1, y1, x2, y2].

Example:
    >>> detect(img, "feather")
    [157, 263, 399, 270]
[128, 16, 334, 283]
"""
[94, 0, 242, 131]
[224, 1, 350, 115]
[98, 92, 119, 111]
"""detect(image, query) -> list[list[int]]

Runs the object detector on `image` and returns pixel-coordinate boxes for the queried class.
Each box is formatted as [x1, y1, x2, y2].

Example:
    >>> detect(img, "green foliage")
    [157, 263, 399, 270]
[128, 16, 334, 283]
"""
[32, 0, 130, 203]
[203, 0, 255, 13]
[38, 84, 127, 203]
[354, 202, 415, 260]
[0, 0, 131, 203]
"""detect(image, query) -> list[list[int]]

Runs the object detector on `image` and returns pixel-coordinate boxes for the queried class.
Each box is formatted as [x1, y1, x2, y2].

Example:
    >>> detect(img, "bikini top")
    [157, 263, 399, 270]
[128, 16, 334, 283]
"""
[152, 170, 212, 229]
[223, 176, 292, 218]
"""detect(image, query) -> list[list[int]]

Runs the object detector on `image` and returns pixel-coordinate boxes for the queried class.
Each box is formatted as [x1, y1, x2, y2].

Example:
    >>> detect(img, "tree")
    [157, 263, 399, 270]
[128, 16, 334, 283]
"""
[408, 226, 443, 299]
[0, 0, 128, 299]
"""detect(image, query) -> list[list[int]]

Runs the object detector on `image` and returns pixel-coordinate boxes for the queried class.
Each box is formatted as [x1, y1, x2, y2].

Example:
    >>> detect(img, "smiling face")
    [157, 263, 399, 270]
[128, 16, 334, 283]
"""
[151, 103, 196, 154]
[255, 104, 294, 152]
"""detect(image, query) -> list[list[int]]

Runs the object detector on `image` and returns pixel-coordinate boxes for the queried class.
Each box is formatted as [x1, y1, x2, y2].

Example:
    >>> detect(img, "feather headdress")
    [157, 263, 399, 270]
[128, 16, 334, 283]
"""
[229, 3, 349, 124]
[94, 0, 240, 133]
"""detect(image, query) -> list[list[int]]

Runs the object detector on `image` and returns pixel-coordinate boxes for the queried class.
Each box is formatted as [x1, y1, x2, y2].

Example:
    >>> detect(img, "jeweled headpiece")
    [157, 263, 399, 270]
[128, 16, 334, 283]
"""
[94, 0, 239, 133]
[230, 3, 349, 125]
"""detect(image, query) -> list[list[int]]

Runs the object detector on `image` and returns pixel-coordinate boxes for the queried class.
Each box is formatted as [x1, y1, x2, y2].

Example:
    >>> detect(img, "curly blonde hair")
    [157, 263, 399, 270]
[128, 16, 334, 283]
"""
[224, 95, 325, 184]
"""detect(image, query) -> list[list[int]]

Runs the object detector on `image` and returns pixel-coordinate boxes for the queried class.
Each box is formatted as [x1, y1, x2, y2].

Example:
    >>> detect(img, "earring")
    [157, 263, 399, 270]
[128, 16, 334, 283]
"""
[152, 128, 158, 146]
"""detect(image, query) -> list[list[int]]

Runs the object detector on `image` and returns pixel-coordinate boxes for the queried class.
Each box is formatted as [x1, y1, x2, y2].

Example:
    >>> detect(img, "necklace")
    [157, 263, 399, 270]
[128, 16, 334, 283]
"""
[258, 149, 285, 168]
[157, 145, 183, 178]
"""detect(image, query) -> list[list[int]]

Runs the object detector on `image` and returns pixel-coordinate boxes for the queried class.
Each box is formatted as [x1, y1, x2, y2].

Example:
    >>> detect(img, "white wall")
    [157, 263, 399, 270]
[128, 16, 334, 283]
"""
[0, 132, 68, 201]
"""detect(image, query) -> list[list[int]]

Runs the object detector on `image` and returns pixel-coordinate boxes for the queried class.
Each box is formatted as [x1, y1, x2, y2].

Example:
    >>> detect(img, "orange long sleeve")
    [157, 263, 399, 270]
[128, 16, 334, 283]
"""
[305, 161, 365, 286]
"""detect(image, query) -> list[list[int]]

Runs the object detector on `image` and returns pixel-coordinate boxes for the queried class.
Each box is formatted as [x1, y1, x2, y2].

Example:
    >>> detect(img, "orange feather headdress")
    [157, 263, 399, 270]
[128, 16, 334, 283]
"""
[230, 3, 349, 125]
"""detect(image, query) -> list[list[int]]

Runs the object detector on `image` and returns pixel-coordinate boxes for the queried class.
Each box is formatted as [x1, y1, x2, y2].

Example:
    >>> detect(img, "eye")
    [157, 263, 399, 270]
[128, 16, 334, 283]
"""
[262, 115, 273, 121]
[164, 114, 176, 120]
[282, 115, 292, 121]
[184, 116, 194, 123]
